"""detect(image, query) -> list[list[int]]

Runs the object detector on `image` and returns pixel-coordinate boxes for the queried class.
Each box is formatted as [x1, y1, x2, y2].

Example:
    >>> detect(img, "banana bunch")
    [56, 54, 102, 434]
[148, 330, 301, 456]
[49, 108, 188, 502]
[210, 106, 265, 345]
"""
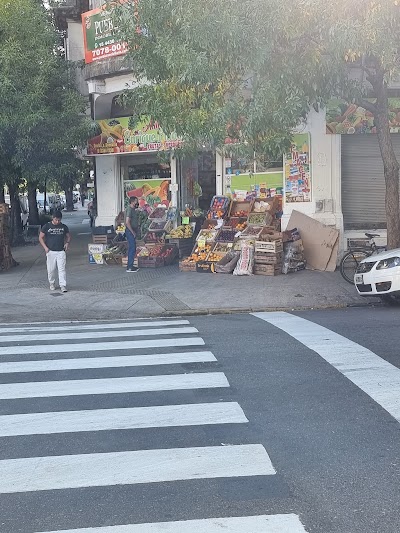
[99, 120, 124, 140]
[169, 225, 193, 238]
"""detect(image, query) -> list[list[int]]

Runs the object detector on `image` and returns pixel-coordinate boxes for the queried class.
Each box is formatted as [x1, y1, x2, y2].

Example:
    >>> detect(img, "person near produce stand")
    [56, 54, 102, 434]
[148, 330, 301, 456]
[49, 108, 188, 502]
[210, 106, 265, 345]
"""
[125, 196, 140, 272]
[39, 210, 71, 292]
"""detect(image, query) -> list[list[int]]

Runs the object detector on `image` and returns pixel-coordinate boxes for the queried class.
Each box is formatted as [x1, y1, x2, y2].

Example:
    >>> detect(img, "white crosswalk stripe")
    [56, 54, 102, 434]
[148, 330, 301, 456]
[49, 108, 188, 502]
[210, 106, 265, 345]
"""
[0, 402, 248, 437]
[40, 514, 308, 532]
[0, 350, 217, 374]
[0, 318, 308, 532]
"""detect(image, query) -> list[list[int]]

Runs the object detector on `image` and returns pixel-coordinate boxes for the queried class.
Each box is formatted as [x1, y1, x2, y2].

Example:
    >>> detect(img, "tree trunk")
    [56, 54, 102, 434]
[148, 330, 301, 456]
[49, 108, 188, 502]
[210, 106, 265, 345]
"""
[8, 182, 23, 246]
[374, 78, 400, 249]
[27, 182, 40, 225]
[0, 186, 5, 204]
[65, 184, 74, 211]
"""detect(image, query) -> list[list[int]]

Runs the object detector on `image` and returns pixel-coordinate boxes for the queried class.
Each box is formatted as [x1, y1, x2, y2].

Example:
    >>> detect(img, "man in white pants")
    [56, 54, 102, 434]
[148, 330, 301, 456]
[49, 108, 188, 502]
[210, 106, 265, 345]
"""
[39, 210, 71, 292]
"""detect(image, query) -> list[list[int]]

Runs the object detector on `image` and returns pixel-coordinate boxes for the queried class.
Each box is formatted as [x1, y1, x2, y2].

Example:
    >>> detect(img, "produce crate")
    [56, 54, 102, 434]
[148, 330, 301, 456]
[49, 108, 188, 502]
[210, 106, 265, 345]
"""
[216, 229, 237, 242]
[251, 197, 280, 214]
[247, 212, 268, 226]
[202, 219, 219, 230]
[149, 220, 172, 232]
[212, 242, 233, 253]
[179, 260, 197, 272]
[196, 261, 216, 273]
[255, 240, 283, 253]
[166, 238, 194, 259]
[138, 256, 165, 268]
[163, 244, 179, 265]
[92, 234, 114, 244]
[207, 196, 230, 219]
[206, 250, 226, 263]
[228, 200, 253, 218]
[254, 252, 283, 265]
[240, 225, 264, 239]
[149, 207, 168, 220]
[196, 228, 220, 243]
[254, 264, 281, 276]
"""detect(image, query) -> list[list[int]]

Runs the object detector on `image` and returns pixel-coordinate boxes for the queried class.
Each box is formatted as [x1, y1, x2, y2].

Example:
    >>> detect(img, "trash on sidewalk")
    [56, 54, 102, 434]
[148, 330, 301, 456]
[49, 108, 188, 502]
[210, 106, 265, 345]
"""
[286, 210, 339, 272]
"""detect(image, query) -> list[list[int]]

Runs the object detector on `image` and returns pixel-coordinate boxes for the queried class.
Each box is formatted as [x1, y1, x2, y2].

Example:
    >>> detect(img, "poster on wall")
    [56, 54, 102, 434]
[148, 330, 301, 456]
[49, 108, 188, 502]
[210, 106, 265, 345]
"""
[82, 2, 129, 64]
[88, 117, 182, 155]
[326, 98, 400, 134]
[124, 179, 171, 210]
[284, 134, 311, 203]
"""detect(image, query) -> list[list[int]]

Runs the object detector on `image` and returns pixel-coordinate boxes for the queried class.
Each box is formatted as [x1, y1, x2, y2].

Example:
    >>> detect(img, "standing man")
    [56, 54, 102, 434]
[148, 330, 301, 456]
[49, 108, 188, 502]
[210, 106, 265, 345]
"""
[125, 196, 139, 273]
[39, 210, 71, 292]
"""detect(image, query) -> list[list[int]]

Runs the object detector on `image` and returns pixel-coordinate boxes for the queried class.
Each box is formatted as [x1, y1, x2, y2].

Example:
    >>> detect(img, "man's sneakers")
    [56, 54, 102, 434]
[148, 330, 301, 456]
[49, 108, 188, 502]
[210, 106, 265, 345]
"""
[50, 284, 56, 291]
[126, 267, 139, 273]
[61, 287, 68, 293]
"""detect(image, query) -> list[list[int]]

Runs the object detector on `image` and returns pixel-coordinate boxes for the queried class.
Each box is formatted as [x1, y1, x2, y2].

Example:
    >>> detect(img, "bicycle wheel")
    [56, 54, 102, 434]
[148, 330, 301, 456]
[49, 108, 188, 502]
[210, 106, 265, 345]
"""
[340, 249, 369, 284]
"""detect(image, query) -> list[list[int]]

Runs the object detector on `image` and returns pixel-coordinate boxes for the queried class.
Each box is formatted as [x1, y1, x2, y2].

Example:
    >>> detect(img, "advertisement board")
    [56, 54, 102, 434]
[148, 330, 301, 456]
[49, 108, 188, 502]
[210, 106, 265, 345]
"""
[82, 2, 128, 64]
[88, 117, 182, 155]
[284, 134, 311, 203]
[326, 98, 400, 134]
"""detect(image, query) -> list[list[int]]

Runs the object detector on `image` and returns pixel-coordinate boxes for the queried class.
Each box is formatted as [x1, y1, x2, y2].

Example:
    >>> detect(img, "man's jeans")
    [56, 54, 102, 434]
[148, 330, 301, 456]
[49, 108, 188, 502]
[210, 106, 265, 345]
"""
[126, 229, 136, 269]
[46, 250, 67, 287]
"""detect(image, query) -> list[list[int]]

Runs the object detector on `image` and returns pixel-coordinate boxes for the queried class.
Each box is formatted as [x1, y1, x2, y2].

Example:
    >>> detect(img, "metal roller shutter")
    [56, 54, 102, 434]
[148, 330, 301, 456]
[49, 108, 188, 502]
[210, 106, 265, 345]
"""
[341, 135, 400, 229]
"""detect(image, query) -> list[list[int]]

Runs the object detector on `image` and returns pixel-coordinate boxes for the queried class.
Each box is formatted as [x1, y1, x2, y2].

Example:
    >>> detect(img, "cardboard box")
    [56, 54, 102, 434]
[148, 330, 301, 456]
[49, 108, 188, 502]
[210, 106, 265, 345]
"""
[88, 244, 106, 265]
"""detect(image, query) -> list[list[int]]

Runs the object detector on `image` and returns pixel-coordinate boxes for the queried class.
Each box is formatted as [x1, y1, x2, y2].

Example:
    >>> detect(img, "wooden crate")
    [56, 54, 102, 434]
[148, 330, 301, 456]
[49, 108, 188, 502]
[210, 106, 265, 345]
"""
[254, 264, 281, 276]
[138, 256, 165, 268]
[255, 240, 283, 253]
[179, 260, 197, 272]
[254, 252, 283, 265]
[92, 234, 114, 244]
[228, 200, 253, 218]
[167, 238, 194, 259]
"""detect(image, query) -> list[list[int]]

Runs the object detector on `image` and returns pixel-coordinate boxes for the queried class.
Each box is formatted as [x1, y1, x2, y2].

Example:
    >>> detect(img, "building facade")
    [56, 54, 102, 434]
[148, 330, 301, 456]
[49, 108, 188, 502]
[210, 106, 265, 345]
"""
[53, 0, 392, 254]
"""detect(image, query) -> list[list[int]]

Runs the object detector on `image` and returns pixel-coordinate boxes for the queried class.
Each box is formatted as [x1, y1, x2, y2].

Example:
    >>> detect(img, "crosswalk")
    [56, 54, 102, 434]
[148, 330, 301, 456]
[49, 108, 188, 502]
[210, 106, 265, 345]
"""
[0, 318, 309, 532]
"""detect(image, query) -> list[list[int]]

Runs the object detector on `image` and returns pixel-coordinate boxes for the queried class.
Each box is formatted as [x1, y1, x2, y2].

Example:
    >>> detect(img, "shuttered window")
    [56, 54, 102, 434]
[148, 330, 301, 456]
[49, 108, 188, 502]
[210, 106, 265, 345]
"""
[341, 135, 400, 229]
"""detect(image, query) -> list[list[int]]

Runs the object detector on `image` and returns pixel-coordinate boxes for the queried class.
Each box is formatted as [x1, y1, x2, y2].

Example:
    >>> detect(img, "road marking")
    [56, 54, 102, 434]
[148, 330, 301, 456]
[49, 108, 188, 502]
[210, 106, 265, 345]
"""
[0, 351, 216, 374]
[0, 372, 230, 400]
[39, 514, 308, 532]
[0, 326, 198, 344]
[0, 402, 248, 436]
[253, 311, 400, 423]
[0, 320, 190, 335]
[0, 337, 204, 356]
[0, 444, 275, 494]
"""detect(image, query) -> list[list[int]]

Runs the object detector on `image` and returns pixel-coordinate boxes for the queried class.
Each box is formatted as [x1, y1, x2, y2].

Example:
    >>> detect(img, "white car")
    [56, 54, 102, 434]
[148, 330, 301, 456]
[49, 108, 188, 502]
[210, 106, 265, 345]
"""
[355, 249, 400, 304]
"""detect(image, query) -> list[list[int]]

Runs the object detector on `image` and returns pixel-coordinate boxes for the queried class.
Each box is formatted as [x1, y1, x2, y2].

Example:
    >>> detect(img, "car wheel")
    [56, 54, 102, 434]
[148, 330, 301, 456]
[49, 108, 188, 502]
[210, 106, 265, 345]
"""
[380, 294, 400, 306]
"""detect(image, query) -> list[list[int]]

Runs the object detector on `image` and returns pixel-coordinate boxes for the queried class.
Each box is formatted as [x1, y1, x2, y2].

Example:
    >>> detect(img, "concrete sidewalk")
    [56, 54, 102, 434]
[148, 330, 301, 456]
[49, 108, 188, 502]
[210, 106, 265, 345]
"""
[0, 211, 373, 323]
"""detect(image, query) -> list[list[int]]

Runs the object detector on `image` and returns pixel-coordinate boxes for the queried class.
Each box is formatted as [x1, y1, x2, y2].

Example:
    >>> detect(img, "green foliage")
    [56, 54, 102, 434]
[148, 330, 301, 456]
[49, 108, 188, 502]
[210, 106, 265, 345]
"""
[0, 0, 92, 190]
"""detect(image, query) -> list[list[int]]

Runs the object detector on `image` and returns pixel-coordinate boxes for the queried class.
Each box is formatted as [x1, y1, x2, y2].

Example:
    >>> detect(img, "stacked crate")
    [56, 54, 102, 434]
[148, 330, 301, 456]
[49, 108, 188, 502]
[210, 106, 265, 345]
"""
[0, 204, 14, 271]
[253, 229, 283, 276]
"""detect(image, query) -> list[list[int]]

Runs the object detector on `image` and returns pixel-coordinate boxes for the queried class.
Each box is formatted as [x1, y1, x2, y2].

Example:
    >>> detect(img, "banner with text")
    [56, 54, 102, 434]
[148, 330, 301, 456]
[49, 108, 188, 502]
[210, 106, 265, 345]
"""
[88, 117, 182, 155]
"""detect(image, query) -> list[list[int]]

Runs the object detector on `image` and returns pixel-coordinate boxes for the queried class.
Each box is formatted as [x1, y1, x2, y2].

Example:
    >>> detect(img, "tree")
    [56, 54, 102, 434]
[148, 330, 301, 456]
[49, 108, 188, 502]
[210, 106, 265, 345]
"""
[0, 0, 91, 239]
[113, 0, 400, 248]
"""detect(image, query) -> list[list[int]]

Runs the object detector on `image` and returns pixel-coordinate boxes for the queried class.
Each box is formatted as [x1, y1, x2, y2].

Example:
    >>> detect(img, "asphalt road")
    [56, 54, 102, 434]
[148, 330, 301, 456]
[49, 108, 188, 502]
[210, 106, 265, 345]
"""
[0, 309, 399, 532]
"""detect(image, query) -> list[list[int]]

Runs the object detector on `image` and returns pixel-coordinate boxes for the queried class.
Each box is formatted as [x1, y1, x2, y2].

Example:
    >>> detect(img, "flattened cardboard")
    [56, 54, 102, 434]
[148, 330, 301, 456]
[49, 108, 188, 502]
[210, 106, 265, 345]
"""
[287, 210, 339, 271]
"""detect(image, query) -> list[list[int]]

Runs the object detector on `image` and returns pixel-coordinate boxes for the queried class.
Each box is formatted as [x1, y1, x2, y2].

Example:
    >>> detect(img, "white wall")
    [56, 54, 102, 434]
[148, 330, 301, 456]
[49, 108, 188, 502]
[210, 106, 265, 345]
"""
[281, 109, 344, 246]
[95, 156, 122, 227]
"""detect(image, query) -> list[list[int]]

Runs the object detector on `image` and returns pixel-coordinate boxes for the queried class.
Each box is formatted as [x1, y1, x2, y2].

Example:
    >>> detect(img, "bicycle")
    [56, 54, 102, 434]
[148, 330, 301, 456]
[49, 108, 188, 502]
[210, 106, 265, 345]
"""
[339, 232, 386, 284]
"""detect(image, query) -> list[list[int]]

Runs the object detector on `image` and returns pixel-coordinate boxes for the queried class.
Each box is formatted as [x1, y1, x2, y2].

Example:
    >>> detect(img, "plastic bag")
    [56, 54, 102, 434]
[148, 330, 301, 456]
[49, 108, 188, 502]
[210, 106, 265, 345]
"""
[233, 243, 254, 276]
[215, 251, 240, 274]
[282, 240, 306, 274]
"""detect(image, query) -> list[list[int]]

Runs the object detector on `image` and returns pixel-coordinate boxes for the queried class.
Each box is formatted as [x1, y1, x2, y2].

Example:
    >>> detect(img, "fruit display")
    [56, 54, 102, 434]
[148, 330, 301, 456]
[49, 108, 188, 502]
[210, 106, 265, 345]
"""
[168, 225, 193, 238]
[241, 225, 263, 237]
[186, 244, 212, 263]
[196, 228, 219, 242]
[248, 213, 267, 225]
[207, 251, 225, 262]
[149, 206, 167, 220]
[145, 231, 165, 243]
[216, 229, 237, 242]
[149, 220, 169, 231]
[229, 201, 253, 218]
[229, 217, 247, 231]
[213, 242, 233, 253]
[207, 196, 230, 219]
[148, 245, 164, 257]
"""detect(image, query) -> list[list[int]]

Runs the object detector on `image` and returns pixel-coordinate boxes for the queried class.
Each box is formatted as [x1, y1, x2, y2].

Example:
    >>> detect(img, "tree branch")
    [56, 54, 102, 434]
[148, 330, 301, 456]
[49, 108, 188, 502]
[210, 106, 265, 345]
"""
[356, 98, 377, 114]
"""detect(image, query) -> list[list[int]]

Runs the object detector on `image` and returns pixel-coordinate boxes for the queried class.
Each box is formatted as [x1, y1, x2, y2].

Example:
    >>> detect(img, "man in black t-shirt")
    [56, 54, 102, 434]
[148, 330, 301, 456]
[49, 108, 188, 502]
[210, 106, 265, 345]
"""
[39, 210, 71, 292]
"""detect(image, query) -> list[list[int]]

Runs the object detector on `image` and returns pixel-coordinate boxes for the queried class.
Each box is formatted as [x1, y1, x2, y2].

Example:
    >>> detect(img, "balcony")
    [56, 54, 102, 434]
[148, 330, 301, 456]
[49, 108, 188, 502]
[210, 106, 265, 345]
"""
[51, 0, 90, 30]
[84, 55, 133, 80]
